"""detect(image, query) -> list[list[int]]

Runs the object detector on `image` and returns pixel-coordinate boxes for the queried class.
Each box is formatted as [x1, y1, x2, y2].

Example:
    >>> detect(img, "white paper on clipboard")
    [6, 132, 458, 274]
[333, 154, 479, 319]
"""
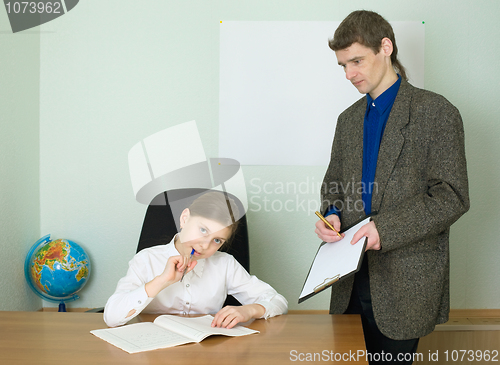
[298, 217, 371, 303]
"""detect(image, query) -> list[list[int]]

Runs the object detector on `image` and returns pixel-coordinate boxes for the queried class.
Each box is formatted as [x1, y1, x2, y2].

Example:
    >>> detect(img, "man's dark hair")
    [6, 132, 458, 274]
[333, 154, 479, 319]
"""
[329, 10, 407, 81]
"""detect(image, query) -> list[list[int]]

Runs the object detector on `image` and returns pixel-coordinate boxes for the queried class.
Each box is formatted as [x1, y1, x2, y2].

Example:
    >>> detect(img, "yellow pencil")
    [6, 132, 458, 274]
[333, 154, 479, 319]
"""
[315, 211, 342, 238]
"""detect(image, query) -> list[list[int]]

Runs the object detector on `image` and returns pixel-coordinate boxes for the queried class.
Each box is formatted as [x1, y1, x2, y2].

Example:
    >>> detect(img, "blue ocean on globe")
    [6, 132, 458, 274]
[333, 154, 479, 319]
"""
[25, 235, 91, 304]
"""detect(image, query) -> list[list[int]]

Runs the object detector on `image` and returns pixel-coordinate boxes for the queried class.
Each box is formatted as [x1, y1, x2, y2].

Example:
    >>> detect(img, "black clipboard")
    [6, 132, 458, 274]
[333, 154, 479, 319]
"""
[298, 214, 375, 304]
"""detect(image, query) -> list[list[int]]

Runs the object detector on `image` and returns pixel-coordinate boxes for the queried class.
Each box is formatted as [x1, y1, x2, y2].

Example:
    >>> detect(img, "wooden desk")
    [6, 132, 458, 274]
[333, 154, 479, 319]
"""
[0, 311, 367, 364]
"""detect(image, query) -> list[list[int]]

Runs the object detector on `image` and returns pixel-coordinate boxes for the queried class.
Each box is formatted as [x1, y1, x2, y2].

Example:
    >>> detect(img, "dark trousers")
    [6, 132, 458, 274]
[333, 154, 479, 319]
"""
[345, 255, 420, 365]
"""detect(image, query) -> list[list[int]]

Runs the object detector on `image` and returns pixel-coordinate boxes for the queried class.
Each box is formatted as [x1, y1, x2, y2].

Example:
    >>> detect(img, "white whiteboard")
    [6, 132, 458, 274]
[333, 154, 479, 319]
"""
[219, 21, 424, 166]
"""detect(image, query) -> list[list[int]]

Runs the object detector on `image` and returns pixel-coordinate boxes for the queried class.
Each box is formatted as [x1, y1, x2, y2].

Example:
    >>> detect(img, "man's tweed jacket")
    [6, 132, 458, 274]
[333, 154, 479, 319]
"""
[321, 79, 470, 340]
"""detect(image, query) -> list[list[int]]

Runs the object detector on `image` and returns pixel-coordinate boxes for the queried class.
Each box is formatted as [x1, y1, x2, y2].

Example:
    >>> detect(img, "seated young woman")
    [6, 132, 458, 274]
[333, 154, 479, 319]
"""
[104, 191, 288, 328]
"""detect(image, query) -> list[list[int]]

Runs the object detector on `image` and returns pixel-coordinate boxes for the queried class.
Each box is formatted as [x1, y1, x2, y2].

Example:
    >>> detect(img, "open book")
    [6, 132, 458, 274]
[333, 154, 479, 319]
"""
[90, 314, 259, 354]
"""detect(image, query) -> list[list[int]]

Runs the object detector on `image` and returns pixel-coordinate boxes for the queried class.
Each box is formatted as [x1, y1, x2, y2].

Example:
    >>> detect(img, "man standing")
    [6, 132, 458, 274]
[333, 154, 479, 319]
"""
[315, 10, 469, 364]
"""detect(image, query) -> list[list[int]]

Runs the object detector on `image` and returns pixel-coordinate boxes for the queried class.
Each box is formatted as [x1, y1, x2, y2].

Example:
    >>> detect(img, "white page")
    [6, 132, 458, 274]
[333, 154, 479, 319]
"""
[154, 315, 259, 342]
[91, 322, 193, 354]
[299, 218, 370, 300]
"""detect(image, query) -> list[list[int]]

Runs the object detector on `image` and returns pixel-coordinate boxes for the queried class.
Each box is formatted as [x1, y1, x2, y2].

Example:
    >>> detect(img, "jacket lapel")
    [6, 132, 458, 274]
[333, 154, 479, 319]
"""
[371, 80, 413, 212]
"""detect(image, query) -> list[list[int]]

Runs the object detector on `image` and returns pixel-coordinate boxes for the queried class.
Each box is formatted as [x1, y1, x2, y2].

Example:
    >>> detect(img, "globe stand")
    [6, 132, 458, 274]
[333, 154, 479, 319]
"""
[58, 301, 67, 312]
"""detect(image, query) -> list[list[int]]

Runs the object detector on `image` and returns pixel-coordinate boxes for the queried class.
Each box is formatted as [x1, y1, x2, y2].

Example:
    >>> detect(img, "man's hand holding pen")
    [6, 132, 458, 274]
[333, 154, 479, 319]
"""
[315, 212, 344, 243]
[315, 211, 381, 251]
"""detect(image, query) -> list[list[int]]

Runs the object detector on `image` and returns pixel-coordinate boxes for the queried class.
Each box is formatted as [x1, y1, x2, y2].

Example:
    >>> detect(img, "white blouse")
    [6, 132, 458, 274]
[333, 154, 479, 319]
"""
[104, 237, 288, 327]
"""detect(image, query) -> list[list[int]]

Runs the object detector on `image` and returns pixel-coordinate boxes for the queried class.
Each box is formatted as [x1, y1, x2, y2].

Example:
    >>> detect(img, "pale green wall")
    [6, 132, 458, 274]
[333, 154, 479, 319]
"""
[2, 0, 499, 311]
[0, 12, 41, 310]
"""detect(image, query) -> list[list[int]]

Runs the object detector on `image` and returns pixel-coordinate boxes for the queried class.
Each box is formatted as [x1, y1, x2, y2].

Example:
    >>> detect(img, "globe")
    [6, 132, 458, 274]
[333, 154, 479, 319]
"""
[25, 235, 91, 311]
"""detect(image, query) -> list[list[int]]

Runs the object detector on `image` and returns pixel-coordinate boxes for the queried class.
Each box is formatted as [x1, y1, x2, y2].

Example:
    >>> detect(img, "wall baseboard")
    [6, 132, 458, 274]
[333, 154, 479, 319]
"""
[40, 307, 92, 312]
[449, 309, 500, 318]
[288, 309, 500, 317]
[287, 310, 329, 314]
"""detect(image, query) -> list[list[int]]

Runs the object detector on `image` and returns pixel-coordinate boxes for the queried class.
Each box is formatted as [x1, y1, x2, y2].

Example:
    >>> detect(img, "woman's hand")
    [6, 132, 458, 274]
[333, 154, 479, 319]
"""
[161, 254, 197, 283]
[211, 304, 265, 329]
[145, 255, 197, 298]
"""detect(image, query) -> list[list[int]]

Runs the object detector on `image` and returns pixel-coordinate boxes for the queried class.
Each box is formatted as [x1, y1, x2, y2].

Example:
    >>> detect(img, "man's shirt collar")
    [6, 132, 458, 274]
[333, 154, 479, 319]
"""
[366, 75, 402, 114]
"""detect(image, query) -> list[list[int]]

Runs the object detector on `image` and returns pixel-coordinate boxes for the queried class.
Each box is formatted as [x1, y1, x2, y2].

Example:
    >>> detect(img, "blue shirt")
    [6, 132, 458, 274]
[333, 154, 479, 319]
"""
[362, 75, 401, 214]
[325, 75, 401, 218]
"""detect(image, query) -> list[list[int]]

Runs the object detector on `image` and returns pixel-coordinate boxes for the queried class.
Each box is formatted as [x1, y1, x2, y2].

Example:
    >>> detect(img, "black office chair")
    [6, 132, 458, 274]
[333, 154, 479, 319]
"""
[137, 188, 250, 306]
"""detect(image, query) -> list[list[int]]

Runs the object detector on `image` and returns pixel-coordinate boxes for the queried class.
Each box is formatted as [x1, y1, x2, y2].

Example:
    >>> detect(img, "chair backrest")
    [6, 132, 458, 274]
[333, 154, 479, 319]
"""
[136, 189, 249, 306]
